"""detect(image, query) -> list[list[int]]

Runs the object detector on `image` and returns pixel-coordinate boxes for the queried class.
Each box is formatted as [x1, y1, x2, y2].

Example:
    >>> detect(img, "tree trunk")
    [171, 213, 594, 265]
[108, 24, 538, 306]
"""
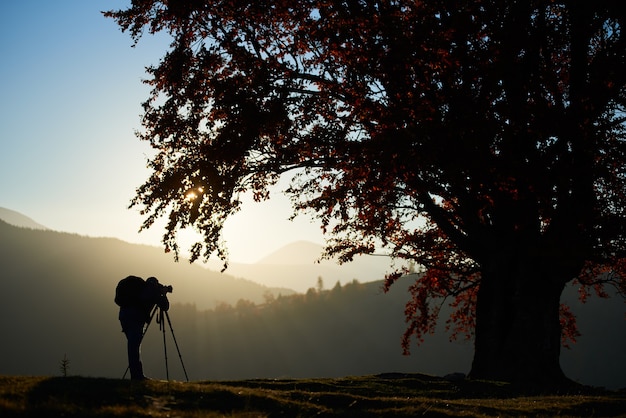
[469, 254, 568, 386]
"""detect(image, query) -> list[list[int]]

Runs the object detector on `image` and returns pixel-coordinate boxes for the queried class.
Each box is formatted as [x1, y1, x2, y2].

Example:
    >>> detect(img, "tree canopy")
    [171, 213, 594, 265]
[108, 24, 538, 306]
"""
[106, 0, 626, 385]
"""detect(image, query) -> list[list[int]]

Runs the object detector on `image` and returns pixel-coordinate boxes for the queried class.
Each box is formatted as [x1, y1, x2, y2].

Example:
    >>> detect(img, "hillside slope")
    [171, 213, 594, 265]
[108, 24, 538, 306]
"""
[0, 219, 624, 389]
[2, 375, 625, 417]
[0, 220, 291, 378]
[0, 206, 48, 230]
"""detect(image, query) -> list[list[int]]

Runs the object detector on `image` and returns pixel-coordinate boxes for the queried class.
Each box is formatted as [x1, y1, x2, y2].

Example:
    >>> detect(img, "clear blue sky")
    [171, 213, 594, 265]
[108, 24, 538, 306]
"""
[0, 0, 323, 263]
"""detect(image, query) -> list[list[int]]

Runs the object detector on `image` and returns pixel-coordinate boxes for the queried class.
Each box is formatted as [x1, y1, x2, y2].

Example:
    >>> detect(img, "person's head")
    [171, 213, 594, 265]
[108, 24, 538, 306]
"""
[147, 276, 159, 286]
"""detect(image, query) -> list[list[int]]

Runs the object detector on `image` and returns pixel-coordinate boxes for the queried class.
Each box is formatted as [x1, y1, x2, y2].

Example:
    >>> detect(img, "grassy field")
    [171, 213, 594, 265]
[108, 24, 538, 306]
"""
[1, 373, 625, 417]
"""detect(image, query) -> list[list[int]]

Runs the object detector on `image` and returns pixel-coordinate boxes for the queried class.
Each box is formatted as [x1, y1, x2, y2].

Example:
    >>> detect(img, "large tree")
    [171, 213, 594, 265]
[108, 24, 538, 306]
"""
[106, 0, 626, 385]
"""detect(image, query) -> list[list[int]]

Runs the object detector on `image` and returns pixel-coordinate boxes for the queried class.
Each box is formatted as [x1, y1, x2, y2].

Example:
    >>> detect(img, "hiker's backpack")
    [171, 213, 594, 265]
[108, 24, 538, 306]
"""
[114, 275, 145, 307]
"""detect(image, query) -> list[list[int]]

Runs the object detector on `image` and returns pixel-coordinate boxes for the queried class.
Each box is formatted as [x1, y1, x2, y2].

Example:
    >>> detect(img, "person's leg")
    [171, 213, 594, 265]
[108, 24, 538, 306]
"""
[124, 322, 146, 380]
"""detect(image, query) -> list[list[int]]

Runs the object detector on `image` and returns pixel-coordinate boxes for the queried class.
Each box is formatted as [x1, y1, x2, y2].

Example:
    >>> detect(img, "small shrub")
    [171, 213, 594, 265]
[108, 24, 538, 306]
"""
[59, 354, 70, 377]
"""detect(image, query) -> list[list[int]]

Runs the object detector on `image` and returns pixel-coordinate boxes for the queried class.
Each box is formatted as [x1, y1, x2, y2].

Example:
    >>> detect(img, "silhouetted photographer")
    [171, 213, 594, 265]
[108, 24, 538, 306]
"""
[115, 276, 171, 380]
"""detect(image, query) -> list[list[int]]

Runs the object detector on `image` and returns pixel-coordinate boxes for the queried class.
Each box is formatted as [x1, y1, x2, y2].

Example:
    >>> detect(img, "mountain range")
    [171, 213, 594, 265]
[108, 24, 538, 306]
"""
[0, 207, 625, 389]
[207, 240, 403, 293]
[0, 207, 48, 230]
[0, 207, 398, 294]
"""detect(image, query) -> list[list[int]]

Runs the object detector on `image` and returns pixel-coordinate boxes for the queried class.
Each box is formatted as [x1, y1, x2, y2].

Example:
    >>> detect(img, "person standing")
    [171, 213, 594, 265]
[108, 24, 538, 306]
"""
[116, 276, 170, 380]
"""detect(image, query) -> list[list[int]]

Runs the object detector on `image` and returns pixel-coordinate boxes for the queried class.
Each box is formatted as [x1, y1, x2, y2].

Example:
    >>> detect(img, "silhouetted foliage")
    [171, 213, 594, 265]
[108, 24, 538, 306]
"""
[105, 1, 626, 385]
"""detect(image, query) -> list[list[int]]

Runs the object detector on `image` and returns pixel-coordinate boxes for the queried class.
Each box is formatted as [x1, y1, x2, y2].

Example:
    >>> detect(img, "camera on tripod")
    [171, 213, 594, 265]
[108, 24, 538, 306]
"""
[146, 276, 173, 296]
[159, 284, 173, 295]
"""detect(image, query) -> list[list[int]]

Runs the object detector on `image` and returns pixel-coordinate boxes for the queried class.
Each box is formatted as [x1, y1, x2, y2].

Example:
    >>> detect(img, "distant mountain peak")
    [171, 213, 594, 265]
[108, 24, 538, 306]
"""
[0, 207, 48, 230]
[255, 240, 328, 265]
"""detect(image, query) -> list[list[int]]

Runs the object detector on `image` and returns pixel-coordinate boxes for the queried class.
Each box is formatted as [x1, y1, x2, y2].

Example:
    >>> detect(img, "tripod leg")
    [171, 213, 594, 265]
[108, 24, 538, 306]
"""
[122, 305, 158, 379]
[160, 309, 170, 381]
[160, 310, 170, 381]
[164, 310, 190, 382]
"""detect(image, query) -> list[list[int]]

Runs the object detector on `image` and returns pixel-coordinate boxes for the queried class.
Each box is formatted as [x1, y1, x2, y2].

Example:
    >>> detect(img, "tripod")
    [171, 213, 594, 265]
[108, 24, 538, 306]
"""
[123, 305, 189, 382]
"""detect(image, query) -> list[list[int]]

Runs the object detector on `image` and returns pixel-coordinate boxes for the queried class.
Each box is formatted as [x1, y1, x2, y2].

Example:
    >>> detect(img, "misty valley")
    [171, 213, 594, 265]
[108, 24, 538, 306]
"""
[0, 219, 625, 389]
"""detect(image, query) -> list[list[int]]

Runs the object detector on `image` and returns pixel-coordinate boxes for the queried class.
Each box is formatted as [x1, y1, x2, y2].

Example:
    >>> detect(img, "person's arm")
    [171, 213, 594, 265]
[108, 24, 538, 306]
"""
[144, 280, 170, 311]
[157, 294, 169, 311]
